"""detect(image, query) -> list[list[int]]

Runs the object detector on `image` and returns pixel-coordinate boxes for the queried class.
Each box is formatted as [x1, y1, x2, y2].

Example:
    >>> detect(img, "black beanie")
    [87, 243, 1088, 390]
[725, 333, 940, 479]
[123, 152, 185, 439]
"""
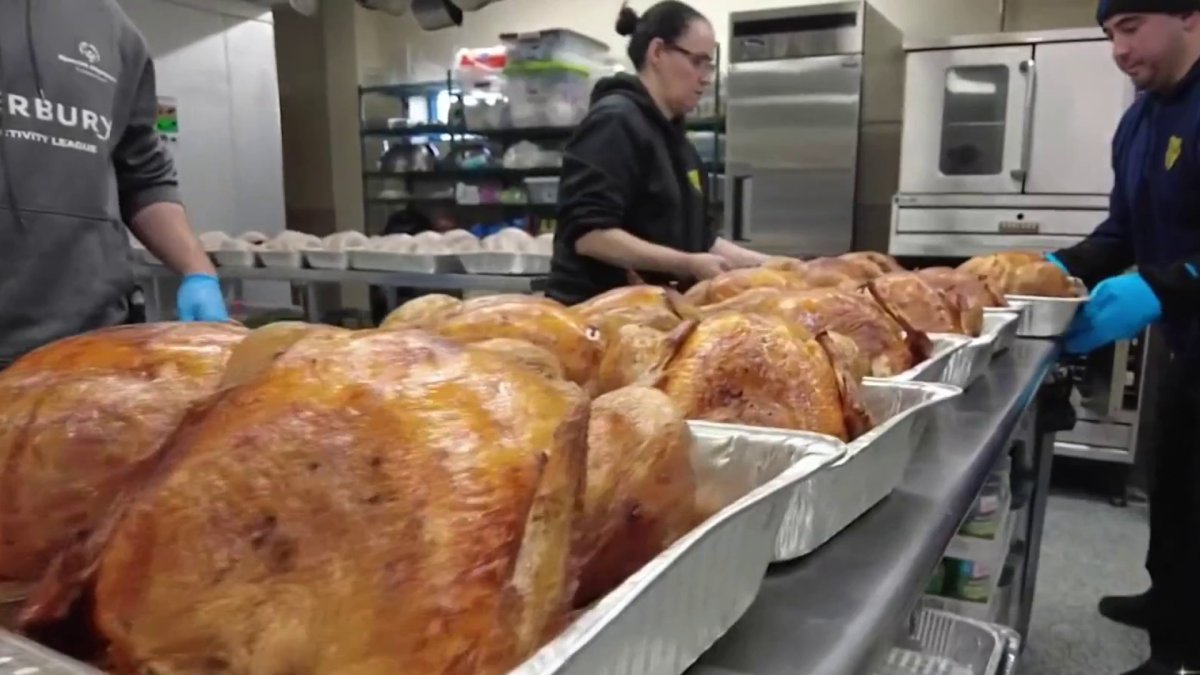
[1098, 0, 1200, 24]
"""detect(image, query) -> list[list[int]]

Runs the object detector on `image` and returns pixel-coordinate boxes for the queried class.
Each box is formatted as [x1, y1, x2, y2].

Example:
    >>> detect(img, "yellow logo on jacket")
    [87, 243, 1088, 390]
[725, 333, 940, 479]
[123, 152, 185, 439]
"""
[687, 169, 702, 192]
[1166, 135, 1183, 170]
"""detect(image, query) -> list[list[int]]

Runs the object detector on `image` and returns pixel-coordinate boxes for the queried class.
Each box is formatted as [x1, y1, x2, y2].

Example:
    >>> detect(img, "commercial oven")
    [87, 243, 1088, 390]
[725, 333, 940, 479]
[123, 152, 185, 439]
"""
[725, 1, 903, 257]
[890, 29, 1156, 468]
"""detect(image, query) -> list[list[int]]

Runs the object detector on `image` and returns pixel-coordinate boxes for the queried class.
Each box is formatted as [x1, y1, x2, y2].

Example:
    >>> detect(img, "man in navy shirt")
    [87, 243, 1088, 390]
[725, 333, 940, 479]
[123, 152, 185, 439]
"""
[1050, 1, 1200, 672]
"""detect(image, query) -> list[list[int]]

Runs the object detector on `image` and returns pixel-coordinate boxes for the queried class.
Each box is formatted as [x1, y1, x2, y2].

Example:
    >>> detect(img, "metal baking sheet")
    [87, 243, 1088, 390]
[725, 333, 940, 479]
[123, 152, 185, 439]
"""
[1004, 278, 1089, 338]
[872, 335, 973, 384]
[350, 251, 465, 274]
[459, 252, 551, 275]
[937, 312, 1022, 389]
[513, 425, 844, 675]
[770, 380, 962, 561]
[0, 629, 102, 674]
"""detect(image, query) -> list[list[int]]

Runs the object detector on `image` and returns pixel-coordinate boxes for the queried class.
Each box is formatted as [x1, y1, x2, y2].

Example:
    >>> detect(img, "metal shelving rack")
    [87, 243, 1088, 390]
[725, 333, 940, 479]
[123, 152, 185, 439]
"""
[358, 55, 725, 238]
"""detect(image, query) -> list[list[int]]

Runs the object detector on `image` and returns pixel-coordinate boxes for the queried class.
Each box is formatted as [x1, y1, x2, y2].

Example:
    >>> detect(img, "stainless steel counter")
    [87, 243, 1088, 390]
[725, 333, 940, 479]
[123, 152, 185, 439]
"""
[691, 339, 1061, 675]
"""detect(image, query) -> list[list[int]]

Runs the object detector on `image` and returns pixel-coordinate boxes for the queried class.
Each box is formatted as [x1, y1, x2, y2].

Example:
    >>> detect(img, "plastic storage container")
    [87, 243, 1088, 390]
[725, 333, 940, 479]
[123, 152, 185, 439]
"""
[500, 29, 608, 68]
[506, 65, 593, 127]
[525, 176, 560, 205]
[876, 609, 1019, 675]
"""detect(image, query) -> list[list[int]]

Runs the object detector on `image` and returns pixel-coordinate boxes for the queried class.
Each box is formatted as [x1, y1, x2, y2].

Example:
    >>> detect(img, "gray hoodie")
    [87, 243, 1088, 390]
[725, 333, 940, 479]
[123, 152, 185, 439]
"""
[0, 0, 181, 367]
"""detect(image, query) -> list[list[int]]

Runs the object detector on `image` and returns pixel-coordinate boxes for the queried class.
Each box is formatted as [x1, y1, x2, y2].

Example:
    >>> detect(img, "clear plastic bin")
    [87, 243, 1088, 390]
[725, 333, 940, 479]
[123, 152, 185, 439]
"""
[500, 28, 608, 68]
[876, 609, 1020, 675]
[506, 67, 593, 127]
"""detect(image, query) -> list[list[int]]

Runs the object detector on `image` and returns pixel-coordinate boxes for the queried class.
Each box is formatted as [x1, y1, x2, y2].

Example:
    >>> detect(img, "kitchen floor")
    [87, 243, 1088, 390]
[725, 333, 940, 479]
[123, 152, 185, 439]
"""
[1021, 486, 1151, 675]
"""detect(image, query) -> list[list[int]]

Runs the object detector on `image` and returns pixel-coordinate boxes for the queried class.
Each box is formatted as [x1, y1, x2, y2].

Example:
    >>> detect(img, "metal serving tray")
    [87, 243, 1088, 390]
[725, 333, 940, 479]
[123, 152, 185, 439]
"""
[513, 424, 844, 675]
[0, 583, 25, 632]
[984, 308, 1023, 356]
[771, 380, 962, 561]
[937, 312, 1022, 389]
[0, 629, 101, 674]
[1003, 278, 1089, 338]
[872, 335, 972, 384]
[458, 252, 551, 275]
[349, 251, 465, 274]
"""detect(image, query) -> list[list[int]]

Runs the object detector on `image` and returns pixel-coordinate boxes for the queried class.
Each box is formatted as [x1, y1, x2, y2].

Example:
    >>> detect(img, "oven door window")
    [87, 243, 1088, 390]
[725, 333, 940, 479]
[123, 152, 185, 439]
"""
[939, 65, 1010, 176]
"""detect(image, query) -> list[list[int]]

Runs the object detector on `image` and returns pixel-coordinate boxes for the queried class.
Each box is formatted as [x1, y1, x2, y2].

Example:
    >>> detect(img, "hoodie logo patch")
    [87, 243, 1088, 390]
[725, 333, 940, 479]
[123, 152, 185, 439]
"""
[687, 169, 702, 193]
[58, 43, 117, 85]
[1166, 135, 1183, 171]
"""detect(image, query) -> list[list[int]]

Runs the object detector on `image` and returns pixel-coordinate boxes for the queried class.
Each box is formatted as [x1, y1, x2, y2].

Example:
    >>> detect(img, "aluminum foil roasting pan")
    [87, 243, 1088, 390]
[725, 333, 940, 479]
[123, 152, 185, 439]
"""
[770, 380, 962, 561]
[876, 335, 973, 384]
[936, 312, 1022, 389]
[0, 628, 101, 674]
[6, 428, 843, 675]
[513, 425, 844, 675]
[1003, 278, 1089, 338]
[459, 252, 551, 275]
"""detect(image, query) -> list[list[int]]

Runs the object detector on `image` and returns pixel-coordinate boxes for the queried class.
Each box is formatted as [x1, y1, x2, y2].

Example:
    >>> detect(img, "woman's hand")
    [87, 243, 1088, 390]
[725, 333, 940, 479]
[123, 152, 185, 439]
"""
[687, 253, 732, 280]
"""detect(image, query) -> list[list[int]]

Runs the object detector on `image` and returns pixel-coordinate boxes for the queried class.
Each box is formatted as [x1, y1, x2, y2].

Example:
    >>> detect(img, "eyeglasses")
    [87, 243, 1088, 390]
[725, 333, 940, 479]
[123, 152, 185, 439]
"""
[664, 43, 715, 75]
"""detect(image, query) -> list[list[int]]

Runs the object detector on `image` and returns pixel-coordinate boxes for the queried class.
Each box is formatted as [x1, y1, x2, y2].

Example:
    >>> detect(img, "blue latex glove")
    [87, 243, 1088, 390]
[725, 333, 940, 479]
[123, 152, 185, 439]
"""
[176, 274, 229, 322]
[1045, 252, 1069, 275]
[1063, 273, 1160, 354]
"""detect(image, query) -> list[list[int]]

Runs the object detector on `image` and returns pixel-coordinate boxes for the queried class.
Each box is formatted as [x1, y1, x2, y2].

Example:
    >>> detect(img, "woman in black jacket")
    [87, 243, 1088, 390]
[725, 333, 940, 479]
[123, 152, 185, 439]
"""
[547, 1, 766, 305]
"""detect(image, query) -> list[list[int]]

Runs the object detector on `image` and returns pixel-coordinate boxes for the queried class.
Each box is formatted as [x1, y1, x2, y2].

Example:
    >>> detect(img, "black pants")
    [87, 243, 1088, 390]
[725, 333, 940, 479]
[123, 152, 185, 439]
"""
[1144, 354, 1200, 664]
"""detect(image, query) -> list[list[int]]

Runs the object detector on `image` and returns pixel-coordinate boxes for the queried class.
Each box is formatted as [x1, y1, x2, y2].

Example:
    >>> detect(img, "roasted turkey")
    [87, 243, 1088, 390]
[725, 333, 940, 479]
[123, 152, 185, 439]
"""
[840, 251, 904, 277]
[379, 294, 462, 329]
[866, 272, 977, 336]
[594, 322, 696, 395]
[686, 267, 805, 306]
[472, 338, 566, 380]
[917, 267, 1007, 309]
[958, 252, 1077, 298]
[657, 313, 871, 440]
[761, 256, 807, 274]
[0, 323, 247, 588]
[572, 284, 699, 335]
[434, 297, 605, 388]
[797, 257, 873, 291]
[23, 330, 591, 675]
[715, 284, 921, 374]
[575, 386, 698, 607]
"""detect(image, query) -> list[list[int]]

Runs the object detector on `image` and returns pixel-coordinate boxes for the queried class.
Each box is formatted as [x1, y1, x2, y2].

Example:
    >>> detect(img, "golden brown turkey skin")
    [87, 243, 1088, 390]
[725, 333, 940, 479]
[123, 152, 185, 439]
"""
[572, 285, 697, 335]
[917, 267, 1007, 309]
[867, 272, 965, 335]
[0, 323, 247, 585]
[82, 330, 589, 675]
[471, 338, 566, 380]
[594, 322, 696, 395]
[797, 257, 873, 291]
[434, 299, 605, 388]
[694, 268, 805, 305]
[379, 294, 463, 329]
[575, 387, 698, 607]
[840, 251, 904, 277]
[958, 252, 1077, 298]
[658, 314, 853, 440]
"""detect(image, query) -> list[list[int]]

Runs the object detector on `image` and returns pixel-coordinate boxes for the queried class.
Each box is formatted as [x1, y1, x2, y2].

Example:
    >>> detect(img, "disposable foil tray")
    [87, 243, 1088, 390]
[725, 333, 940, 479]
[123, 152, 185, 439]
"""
[984, 309, 1022, 356]
[459, 252, 551, 275]
[875, 608, 1019, 675]
[873, 335, 972, 384]
[0, 628, 102, 674]
[350, 251, 465, 274]
[0, 583, 25, 631]
[937, 312, 1022, 389]
[771, 380, 961, 561]
[513, 424, 845, 675]
[1004, 278, 1089, 338]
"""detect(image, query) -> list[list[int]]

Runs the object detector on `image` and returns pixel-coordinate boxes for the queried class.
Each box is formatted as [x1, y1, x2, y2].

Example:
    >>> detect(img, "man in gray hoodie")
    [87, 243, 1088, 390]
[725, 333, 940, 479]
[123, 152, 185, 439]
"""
[0, 0, 228, 368]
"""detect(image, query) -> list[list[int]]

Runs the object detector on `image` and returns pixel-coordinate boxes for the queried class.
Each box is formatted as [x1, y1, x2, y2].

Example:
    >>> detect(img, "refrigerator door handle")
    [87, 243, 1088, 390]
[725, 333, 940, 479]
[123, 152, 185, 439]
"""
[731, 175, 753, 242]
[1010, 58, 1038, 182]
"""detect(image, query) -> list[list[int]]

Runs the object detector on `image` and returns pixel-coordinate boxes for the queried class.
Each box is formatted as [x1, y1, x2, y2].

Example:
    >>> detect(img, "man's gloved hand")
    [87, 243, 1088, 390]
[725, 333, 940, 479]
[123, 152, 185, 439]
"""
[176, 274, 229, 322]
[1045, 252, 1070, 275]
[1063, 273, 1160, 354]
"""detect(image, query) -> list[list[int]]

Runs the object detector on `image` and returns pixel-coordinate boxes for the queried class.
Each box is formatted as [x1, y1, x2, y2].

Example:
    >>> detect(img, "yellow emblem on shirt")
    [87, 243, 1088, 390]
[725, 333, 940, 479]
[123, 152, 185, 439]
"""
[1166, 135, 1183, 170]
[687, 169, 702, 192]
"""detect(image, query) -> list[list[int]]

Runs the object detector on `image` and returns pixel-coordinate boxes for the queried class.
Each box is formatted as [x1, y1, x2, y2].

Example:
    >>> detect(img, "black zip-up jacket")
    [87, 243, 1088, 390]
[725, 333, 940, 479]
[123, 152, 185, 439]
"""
[546, 74, 714, 305]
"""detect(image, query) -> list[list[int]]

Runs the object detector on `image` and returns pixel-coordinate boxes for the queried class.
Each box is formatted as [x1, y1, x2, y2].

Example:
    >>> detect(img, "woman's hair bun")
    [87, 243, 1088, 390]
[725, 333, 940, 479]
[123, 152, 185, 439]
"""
[615, 4, 640, 36]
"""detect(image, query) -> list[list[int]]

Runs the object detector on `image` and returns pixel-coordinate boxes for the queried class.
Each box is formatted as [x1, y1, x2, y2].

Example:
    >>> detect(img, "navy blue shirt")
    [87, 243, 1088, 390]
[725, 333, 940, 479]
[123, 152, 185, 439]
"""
[1056, 59, 1200, 352]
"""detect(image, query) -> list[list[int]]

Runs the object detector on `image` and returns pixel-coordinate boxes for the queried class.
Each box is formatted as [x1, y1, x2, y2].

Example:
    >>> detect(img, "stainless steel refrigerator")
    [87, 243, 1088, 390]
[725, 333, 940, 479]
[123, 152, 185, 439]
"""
[724, 1, 903, 256]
